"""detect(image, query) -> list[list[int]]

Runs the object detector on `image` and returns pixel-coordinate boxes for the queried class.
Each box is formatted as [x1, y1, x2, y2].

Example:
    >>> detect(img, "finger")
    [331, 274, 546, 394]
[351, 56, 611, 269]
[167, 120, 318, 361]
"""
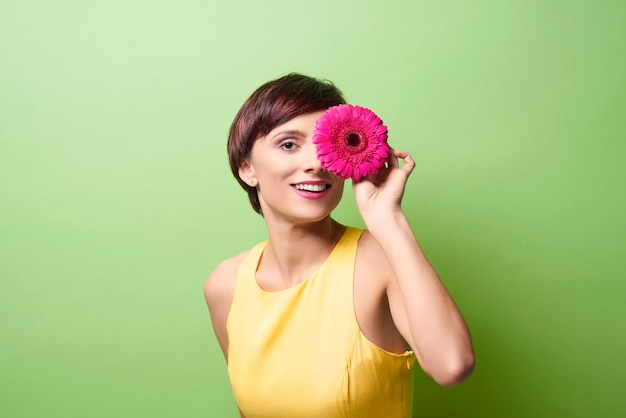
[392, 149, 415, 175]
[390, 149, 412, 165]
[400, 151, 415, 173]
[387, 148, 400, 169]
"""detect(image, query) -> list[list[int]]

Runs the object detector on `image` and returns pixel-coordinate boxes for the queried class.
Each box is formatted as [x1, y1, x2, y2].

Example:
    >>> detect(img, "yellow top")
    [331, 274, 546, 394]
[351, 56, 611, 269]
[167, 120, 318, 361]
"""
[227, 227, 415, 418]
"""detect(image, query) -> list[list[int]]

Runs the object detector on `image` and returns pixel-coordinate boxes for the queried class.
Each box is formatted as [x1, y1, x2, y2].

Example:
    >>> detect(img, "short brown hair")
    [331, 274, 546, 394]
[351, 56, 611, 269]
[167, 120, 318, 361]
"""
[227, 73, 346, 214]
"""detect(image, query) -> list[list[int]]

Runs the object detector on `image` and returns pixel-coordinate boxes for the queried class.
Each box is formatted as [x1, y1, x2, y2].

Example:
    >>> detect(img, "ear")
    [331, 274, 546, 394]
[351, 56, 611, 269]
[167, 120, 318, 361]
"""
[238, 160, 258, 187]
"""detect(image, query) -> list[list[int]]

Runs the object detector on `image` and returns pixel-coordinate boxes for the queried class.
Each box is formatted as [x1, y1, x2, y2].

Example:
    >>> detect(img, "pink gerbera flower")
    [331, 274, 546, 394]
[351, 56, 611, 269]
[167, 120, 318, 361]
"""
[313, 104, 389, 181]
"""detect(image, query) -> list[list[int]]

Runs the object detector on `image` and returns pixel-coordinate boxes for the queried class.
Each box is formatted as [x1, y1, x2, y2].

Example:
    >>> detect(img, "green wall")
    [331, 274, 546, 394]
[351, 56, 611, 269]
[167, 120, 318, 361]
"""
[2, 1, 625, 417]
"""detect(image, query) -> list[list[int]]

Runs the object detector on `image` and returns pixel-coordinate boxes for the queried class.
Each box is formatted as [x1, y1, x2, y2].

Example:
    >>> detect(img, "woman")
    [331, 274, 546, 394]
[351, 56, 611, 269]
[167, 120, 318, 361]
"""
[204, 73, 475, 417]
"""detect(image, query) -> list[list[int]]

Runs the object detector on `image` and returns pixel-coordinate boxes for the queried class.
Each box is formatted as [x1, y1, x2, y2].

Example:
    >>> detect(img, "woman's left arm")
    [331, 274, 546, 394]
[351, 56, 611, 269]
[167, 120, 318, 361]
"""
[354, 149, 475, 386]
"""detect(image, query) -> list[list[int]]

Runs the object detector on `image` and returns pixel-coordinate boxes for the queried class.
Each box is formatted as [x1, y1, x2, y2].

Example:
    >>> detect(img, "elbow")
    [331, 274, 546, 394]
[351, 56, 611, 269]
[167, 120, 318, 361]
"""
[429, 353, 476, 387]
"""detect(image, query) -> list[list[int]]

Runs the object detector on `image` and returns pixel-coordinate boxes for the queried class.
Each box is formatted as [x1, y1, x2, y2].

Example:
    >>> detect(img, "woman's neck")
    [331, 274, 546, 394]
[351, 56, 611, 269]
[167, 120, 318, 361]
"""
[257, 217, 345, 291]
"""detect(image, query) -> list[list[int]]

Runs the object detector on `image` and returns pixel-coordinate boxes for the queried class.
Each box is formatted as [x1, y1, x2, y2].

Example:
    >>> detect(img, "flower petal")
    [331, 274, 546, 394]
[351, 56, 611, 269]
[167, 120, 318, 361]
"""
[313, 104, 391, 181]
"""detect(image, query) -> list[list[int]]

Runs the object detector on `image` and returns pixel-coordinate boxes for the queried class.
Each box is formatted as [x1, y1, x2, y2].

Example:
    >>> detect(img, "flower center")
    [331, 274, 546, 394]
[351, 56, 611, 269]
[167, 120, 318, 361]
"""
[345, 132, 361, 148]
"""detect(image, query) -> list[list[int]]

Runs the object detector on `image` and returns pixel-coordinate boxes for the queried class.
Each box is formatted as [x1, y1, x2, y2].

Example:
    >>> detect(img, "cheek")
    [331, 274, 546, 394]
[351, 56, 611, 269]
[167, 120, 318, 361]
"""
[256, 161, 295, 184]
[331, 181, 345, 203]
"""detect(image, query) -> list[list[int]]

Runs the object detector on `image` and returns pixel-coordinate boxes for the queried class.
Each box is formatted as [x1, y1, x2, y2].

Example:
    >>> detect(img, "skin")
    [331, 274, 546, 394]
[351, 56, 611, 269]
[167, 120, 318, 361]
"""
[204, 111, 475, 416]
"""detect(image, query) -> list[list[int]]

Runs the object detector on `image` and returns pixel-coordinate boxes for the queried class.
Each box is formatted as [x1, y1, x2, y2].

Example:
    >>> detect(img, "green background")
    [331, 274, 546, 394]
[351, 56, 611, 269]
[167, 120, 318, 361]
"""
[2, 0, 625, 417]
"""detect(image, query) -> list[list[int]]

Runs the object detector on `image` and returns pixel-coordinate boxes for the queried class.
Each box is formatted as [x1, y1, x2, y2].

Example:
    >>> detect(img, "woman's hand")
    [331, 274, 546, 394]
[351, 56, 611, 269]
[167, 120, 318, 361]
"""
[353, 149, 416, 227]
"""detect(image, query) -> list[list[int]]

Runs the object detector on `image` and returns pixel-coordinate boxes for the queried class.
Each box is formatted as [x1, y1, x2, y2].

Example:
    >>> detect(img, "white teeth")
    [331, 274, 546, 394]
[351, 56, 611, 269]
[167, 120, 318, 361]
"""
[294, 184, 327, 192]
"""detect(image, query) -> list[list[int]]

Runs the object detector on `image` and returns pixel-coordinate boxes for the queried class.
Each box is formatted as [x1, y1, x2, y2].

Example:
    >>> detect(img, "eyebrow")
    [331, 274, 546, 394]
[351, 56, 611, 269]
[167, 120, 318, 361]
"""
[270, 129, 308, 140]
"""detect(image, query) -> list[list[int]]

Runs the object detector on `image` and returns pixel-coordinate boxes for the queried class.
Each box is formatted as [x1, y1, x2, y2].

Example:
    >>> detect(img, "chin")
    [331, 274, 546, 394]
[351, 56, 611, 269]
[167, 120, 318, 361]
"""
[262, 207, 334, 225]
[259, 196, 341, 224]
[290, 211, 334, 224]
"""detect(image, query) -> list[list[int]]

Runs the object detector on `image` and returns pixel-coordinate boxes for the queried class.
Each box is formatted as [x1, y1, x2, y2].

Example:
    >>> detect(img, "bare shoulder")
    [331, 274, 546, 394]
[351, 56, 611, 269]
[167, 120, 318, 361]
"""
[203, 250, 250, 359]
[356, 229, 394, 285]
[354, 229, 409, 354]
[204, 251, 249, 304]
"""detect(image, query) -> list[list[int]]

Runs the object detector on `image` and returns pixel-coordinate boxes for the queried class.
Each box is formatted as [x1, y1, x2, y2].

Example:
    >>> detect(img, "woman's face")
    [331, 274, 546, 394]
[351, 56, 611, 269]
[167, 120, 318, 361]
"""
[239, 111, 344, 223]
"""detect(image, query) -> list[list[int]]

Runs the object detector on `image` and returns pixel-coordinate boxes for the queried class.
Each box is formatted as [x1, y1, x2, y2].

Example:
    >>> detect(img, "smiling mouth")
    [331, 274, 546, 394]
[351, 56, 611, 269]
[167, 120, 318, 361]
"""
[292, 184, 330, 193]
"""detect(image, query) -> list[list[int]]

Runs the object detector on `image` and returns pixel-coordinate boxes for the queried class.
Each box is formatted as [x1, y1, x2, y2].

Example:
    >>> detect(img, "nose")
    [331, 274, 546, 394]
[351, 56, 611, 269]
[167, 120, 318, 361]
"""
[303, 143, 324, 173]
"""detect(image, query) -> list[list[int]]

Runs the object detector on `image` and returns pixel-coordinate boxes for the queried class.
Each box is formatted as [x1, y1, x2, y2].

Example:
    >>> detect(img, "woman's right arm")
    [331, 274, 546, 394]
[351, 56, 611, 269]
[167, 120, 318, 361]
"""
[204, 255, 248, 418]
[204, 258, 240, 359]
[204, 251, 249, 359]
